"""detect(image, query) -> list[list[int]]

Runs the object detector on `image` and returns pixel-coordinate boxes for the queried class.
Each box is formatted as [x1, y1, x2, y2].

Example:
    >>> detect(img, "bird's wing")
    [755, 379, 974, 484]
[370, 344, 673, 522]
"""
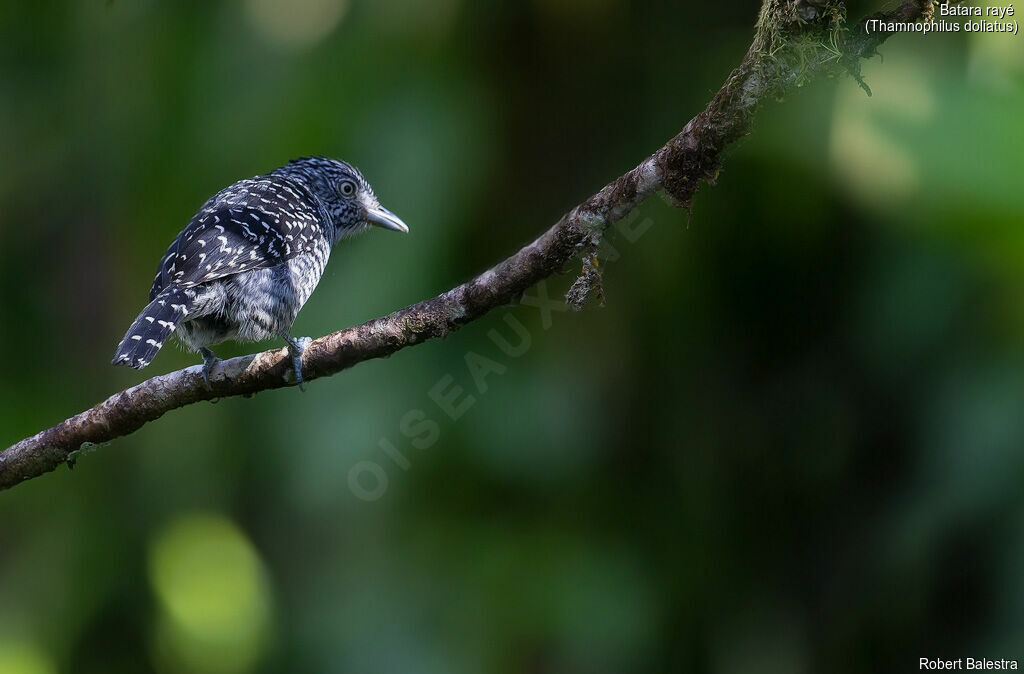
[149, 177, 328, 300]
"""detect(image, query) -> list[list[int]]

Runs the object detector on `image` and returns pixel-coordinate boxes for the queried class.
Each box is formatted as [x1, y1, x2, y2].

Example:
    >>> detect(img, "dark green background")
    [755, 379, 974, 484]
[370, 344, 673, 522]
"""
[1, 1, 1022, 672]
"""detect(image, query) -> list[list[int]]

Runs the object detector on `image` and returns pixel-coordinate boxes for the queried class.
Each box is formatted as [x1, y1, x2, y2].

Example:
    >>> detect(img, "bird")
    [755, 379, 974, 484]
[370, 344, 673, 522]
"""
[112, 156, 408, 390]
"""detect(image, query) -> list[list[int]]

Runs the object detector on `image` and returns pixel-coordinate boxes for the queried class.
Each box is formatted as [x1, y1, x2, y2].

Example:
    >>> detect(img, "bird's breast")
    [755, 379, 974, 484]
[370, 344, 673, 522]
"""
[286, 237, 332, 309]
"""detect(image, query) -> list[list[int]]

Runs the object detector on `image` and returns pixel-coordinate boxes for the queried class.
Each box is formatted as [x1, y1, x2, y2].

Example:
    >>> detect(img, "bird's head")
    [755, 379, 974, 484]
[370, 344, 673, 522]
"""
[275, 156, 408, 242]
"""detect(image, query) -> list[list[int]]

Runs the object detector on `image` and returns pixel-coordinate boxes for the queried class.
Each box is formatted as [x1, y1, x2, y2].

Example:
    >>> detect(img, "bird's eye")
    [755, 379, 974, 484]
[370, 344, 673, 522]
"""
[339, 180, 357, 197]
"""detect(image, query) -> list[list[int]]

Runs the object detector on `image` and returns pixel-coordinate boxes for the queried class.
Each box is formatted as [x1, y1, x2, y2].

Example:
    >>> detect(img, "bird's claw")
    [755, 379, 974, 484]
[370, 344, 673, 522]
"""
[285, 336, 312, 391]
[200, 348, 219, 391]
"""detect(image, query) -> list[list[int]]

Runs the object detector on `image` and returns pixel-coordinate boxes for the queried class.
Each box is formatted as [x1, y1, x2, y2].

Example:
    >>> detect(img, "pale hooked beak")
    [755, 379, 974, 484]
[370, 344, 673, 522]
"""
[365, 205, 409, 233]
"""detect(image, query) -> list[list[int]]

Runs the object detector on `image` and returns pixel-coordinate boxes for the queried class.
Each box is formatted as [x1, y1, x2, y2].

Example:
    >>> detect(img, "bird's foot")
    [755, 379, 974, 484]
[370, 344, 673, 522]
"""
[284, 336, 312, 391]
[200, 348, 219, 391]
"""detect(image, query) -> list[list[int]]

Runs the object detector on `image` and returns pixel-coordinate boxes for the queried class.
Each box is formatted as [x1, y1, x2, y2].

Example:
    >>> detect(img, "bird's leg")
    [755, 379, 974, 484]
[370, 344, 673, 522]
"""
[281, 334, 313, 391]
[199, 347, 219, 390]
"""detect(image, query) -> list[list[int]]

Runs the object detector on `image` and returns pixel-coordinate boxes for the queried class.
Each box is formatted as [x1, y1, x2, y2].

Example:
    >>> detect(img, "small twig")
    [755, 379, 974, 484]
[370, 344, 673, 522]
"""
[566, 254, 606, 311]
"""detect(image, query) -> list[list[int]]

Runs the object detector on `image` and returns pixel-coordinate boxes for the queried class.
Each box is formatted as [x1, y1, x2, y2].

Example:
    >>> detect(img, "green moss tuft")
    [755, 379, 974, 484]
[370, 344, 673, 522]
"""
[753, 0, 853, 95]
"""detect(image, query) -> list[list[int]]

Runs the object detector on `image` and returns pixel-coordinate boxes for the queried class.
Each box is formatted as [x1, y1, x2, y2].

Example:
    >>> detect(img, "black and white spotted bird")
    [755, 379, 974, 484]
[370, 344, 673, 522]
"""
[112, 156, 408, 389]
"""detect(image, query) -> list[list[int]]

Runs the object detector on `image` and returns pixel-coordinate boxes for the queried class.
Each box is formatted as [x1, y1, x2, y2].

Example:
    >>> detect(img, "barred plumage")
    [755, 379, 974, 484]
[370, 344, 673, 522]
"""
[112, 287, 195, 370]
[113, 156, 408, 388]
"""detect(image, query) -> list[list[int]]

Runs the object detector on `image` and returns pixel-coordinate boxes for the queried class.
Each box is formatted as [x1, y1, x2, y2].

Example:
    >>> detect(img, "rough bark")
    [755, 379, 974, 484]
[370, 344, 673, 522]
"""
[0, 0, 945, 491]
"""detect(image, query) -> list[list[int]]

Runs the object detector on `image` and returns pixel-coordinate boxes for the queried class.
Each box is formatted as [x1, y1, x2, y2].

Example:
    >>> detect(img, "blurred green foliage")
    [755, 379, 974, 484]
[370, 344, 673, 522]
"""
[1, 1, 1022, 672]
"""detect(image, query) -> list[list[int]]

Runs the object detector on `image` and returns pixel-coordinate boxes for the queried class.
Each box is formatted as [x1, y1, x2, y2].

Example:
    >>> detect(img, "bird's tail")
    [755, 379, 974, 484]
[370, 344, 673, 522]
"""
[112, 287, 194, 369]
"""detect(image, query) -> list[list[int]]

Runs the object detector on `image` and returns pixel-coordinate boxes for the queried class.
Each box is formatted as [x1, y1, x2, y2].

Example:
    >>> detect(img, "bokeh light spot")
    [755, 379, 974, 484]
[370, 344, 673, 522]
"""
[148, 513, 273, 674]
[829, 61, 931, 206]
[0, 642, 56, 674]
[244, 0, 349, 49]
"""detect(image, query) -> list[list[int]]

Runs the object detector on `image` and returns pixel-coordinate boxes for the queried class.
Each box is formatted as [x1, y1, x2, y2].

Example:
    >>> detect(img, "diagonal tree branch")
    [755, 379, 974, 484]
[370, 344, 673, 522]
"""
[0, 0, 944, 491]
